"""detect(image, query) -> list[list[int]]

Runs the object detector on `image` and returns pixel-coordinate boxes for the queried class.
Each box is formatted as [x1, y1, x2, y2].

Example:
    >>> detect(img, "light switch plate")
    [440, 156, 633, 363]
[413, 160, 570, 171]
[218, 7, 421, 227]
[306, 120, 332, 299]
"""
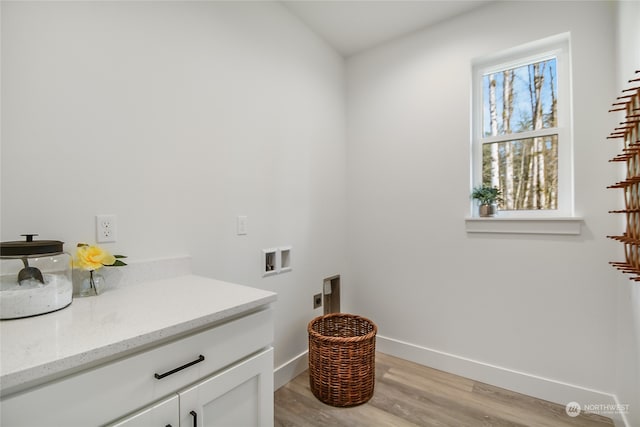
[237, 216, 248, 235]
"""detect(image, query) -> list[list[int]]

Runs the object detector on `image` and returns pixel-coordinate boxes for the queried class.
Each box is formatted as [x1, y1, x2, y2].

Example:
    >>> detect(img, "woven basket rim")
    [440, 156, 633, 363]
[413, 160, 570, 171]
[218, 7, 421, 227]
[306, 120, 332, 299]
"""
[307, 313, 377, 343]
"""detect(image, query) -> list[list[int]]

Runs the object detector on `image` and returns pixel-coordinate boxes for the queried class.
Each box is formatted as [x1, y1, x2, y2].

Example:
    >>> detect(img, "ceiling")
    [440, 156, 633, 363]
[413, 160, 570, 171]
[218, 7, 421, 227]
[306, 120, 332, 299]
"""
[281, 0, 493, 57]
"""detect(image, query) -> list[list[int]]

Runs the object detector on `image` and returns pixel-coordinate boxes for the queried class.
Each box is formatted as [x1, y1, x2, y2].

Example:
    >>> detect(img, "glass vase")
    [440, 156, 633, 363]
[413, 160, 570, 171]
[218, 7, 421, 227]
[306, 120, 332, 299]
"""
[79, 270, 105, 297]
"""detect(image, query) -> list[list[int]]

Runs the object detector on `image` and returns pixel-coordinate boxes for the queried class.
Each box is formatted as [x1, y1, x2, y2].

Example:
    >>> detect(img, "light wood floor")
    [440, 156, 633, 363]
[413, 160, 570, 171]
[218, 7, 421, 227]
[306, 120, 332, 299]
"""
[274, 352, 614, 427]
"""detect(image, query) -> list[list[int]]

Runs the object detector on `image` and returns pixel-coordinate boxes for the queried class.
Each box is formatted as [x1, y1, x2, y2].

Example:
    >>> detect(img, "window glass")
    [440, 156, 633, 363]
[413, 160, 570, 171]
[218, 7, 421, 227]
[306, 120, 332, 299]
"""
[481, 135, 558, 210]
[482, 58, 558, 137]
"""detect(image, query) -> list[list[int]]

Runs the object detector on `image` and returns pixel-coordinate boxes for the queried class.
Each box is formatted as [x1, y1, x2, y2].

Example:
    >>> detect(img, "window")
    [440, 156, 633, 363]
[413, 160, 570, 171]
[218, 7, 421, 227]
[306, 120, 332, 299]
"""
[472, 34, 573, 218]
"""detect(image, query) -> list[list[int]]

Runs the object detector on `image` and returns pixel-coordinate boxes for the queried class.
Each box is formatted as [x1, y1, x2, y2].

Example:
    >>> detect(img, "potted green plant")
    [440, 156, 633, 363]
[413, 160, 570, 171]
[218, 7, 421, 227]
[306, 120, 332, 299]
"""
[471, 185, 502, 217]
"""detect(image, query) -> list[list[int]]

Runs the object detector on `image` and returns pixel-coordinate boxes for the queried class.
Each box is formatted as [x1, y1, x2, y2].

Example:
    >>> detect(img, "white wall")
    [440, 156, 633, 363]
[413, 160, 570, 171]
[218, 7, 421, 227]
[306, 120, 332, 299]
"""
[3, 0, 636, 421]
[615, 2, 640, 425]
[0, 1, 346, 374]
[346, 0, 626, 420]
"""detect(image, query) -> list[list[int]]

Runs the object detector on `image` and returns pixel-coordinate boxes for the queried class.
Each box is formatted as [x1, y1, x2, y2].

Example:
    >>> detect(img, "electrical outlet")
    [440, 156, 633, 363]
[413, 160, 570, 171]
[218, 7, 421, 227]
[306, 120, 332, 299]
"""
[313, 293, 322, 309]
[96, 214, 117, 243]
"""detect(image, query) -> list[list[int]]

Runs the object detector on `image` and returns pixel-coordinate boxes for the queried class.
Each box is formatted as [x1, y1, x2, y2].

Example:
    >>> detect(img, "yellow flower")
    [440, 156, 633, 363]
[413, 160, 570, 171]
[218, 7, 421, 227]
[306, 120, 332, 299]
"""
[73, 245, 116, 271]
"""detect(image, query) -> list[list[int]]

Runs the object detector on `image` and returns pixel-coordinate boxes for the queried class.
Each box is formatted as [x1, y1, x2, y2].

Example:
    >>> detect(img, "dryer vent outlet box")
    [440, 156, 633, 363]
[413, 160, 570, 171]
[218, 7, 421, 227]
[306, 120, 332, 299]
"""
[323, 275, 340, 314]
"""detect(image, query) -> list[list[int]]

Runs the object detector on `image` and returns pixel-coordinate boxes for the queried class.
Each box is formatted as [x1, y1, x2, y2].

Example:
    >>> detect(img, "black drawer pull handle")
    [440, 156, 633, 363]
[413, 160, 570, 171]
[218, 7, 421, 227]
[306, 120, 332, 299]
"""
[190, 410, 198, 427]
[154, 355, 205, 379]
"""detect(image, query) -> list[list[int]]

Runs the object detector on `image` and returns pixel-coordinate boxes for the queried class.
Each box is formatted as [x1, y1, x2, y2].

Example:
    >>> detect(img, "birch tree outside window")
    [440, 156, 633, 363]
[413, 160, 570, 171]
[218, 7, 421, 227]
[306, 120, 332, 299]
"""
[472, 34, 574, 218]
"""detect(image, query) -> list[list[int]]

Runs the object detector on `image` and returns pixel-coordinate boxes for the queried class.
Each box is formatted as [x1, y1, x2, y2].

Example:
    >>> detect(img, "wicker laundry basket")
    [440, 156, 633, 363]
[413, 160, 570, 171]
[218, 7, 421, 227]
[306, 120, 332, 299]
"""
[307, 313, 378, 407]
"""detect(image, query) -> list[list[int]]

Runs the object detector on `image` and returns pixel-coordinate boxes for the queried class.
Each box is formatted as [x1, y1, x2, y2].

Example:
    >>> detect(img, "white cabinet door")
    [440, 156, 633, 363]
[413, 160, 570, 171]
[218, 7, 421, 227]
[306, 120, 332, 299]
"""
[179, 348, 273, 427]
[107, 394, 179, 427]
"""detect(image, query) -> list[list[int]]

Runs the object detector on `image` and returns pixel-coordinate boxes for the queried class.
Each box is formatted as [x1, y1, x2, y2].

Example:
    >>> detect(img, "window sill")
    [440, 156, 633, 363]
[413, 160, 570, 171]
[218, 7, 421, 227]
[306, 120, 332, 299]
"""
[464, 217, 583, 235]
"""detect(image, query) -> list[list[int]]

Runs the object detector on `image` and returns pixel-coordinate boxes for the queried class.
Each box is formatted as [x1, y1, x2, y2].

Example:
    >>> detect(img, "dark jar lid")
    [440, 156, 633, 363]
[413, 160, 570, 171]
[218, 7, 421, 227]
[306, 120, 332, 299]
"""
[0, 234, 64, 257]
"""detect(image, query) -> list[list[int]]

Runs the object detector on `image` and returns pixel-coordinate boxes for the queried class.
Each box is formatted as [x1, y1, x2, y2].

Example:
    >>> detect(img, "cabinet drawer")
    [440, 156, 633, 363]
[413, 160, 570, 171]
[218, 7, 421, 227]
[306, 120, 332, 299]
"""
[1, 308, 273, 427]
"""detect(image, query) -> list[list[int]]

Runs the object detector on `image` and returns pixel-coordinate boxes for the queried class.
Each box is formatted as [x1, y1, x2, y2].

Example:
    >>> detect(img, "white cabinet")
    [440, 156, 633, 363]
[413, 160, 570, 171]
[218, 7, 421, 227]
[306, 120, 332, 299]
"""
[1, 308, 274, 427]
[179, 348, 273, 427]
[111, 348, 273, 427]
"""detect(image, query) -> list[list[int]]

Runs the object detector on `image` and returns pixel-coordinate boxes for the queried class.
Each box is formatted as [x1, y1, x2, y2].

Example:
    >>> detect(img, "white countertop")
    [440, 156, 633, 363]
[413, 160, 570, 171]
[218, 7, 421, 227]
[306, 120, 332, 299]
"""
[0, 275, 277, 397]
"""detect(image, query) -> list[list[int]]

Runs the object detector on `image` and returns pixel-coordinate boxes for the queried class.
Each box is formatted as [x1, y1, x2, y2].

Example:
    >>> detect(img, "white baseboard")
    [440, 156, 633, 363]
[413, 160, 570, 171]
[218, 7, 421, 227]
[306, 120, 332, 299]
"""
[274, 350, 308, 391]
[376, 335, 629, 427]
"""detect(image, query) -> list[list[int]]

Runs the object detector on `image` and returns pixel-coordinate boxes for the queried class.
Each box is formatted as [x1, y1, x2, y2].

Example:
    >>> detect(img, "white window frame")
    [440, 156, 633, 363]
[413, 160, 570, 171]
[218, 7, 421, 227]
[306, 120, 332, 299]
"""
[470, 33, 575, 220]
